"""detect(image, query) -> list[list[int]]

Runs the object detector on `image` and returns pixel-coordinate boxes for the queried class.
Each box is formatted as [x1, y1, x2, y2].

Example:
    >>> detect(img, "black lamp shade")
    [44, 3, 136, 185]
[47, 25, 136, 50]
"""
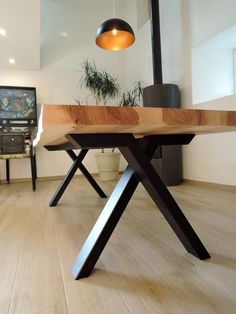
[96, 18, 135, 51]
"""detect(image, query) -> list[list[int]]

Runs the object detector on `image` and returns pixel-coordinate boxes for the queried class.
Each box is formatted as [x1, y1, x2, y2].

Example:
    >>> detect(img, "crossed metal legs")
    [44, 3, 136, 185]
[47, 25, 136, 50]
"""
[66, 133, 210, 279]
[48, 149, 106, 207]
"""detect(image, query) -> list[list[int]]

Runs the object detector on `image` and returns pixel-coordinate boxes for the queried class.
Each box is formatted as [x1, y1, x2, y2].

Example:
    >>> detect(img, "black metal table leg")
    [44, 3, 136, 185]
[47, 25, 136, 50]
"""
[33, 153, 37, 179]
[66, 133, 210, 279]
[49, 149, 106, 207]
[6, 159, 10, 183]
[30, 145, 36, 191]
[119, 138, 210, 261]
[49, 149, 88, 206]
[67, 150, 106, 199]
[71, 137, 158, 279]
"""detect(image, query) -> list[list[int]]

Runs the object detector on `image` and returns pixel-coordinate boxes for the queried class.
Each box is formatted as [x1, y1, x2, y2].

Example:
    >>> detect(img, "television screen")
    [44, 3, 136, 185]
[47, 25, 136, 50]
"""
[0, 86, 37, 124]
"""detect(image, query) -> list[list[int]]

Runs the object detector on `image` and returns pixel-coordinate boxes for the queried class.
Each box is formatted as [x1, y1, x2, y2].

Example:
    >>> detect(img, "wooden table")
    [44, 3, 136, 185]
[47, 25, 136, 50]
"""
[35, 104, 236, 279]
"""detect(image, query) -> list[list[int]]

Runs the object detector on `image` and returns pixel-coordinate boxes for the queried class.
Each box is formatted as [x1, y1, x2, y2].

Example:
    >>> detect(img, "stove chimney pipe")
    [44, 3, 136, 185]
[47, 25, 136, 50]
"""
[150, 0, 163, 84]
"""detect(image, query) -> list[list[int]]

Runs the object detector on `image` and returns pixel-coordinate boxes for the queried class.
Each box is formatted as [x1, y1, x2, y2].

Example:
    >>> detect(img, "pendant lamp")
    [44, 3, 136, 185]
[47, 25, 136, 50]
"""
[96, 0, 135, 51]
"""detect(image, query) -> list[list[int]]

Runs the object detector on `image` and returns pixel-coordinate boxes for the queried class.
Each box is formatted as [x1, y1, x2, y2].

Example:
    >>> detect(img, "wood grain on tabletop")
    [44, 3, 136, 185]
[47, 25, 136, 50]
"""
[35, 104, 236, 146]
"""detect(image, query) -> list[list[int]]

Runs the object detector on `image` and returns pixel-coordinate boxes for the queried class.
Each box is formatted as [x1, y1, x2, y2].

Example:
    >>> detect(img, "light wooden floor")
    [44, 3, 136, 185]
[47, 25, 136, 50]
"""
[0, 177, 235, 314]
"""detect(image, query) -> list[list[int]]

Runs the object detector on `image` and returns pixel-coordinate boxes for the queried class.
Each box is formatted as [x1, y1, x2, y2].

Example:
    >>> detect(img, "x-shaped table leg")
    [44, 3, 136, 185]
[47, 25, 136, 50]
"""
[67, 133, 210, 279]
[48, 149, 106, 207]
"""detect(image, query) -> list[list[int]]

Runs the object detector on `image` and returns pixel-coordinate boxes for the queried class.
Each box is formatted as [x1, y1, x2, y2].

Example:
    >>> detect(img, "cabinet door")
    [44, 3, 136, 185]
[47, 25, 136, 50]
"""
[0, 134, 25, 154]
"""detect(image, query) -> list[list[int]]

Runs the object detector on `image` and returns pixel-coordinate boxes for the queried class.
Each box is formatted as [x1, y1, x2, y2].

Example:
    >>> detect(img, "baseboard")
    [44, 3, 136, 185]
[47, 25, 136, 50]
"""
[183, 179, 236, 191]
[1, 175, 235, 191]
[0, 173, 100, 184]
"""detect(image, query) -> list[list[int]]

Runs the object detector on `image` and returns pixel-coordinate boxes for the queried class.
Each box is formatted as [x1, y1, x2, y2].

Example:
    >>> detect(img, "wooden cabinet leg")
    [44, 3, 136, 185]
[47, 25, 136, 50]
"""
[6, 159, 10, 183]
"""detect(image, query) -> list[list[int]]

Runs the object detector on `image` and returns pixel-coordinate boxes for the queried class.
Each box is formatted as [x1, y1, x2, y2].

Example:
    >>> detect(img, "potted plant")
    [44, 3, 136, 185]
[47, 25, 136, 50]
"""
[77, 60, 121, 181]
[76, 61, 144, 181]
[95, 80, 143, 181]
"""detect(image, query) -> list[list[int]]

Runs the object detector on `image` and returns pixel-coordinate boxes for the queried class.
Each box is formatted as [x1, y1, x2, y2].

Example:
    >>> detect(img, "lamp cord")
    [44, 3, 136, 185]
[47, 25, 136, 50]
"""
[112, 0, 115, 18]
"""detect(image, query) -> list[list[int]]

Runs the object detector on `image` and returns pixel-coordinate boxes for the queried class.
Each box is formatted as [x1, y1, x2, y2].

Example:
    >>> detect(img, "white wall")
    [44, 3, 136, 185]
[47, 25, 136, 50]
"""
[192, 48, 234, 104]
[191, 22, 236, 104]
[124, 0, 183, 90]
[124, 0, 152, 90]
[182, 0, 236, 186]
[189, 0, 236, 46]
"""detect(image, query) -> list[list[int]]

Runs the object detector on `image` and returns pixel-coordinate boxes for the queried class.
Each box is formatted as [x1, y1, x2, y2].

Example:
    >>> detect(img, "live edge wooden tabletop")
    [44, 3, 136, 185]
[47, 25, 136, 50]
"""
[34, 104, 236, 146]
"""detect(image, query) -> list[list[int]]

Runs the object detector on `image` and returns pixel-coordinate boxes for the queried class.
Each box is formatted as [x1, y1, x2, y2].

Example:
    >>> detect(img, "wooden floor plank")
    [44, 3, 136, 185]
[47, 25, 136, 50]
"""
[0, 235, 23, 314]
[0, 178, 235, 313]
[0, 182, 68, 314]
[8, 248, 68, 314]
[52, 211, 130, 314]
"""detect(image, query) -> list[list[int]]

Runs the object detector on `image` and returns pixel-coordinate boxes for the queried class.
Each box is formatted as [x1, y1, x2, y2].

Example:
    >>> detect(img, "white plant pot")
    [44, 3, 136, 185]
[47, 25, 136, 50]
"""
[95, 151, 121, 181]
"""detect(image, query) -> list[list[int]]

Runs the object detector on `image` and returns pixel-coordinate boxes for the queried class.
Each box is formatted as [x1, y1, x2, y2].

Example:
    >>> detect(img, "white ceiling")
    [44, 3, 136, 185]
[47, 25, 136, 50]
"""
[0, 0, 126, 71]
[0, 0, 40, 70]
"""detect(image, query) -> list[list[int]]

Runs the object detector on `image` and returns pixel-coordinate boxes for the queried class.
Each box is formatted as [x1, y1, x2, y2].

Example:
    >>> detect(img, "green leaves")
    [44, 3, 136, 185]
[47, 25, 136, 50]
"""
[78, 60, 144, 107]
[80, 60, 120, 105]
[119, 81, 144, 107]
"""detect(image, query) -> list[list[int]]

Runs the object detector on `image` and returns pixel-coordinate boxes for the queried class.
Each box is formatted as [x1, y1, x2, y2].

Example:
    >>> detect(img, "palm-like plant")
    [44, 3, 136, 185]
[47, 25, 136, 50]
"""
[80, 60, 120, 105]
[119, 81, 144, 107]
